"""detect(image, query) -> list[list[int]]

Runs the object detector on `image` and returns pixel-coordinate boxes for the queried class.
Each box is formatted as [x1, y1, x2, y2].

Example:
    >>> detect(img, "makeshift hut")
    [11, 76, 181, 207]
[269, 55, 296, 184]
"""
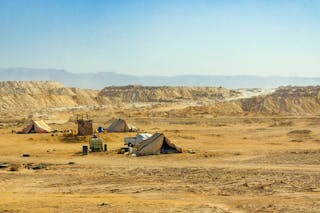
[22, 120, 52, 133]
[77, 119, 93, 135]
[134, 133, 182, 156]
[107, 119, 136, 132]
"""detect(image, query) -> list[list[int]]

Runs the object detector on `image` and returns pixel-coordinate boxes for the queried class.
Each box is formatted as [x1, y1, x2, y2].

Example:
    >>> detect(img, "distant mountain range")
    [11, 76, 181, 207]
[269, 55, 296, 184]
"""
[0, 68, 319, 89]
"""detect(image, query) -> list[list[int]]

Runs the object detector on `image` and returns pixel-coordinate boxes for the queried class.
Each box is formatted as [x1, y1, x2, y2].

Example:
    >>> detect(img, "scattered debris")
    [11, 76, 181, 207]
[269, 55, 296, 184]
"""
[288, 129, 312, 135]
[25, 163, 52, 170]
[0, 163, 10, 169]
[117, 147, 129, 154]
[290, 139, 303, 143]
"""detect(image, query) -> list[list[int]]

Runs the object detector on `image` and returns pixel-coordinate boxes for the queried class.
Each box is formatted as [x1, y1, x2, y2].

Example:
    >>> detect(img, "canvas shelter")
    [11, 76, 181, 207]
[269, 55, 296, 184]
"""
[22, 120, 52, 133]
[134, 133, 182, 156]
[107, 119, 136, 132]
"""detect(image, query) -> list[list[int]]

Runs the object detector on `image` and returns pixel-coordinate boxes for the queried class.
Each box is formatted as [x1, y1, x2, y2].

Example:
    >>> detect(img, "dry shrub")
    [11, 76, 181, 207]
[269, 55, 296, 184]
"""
[288, 129, 312, 135]
[174, 135, 195, 140]
[270, 120, 294, 127]
[61, 135, 88, 143]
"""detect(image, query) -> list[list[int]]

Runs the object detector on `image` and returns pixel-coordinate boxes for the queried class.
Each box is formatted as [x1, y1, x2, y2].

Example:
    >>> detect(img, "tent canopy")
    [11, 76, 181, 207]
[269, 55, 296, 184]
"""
[107, 119, 136, 132]
[22, 120, 52, 133]
[135, 133, 182, 156]
[136, 133, 152, 143]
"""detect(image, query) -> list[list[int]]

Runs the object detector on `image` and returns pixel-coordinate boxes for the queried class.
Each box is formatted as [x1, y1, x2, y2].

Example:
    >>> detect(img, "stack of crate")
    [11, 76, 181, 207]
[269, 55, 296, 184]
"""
[89, 138, 103, 152]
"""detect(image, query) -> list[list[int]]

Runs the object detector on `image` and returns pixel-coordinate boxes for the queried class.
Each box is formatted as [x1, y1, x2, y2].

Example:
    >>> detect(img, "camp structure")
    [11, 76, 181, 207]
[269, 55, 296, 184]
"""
[107, 119, 136, 132]
[22, 120, 52, 134]
[134, 133, 182, 156]
[77, 119, 93, 136]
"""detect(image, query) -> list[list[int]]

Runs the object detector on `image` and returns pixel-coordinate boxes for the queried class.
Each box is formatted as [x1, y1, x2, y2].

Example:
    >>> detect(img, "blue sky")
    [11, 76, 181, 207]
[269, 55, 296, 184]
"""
[0, 0, 319, 76]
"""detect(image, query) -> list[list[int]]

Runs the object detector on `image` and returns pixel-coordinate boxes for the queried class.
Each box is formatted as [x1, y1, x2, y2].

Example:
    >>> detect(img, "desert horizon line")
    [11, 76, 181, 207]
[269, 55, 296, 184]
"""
[1, 67, 320, 78]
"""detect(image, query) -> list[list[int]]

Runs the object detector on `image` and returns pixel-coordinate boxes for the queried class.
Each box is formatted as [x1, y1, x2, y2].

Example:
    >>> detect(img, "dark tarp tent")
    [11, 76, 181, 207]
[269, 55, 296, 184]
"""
[135, 133, 182, 156]
[107, 119, 136, 132]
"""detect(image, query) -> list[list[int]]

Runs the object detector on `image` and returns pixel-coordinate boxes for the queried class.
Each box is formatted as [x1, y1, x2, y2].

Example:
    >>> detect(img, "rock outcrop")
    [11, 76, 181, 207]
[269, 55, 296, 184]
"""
[98, 85, 241, 103]
[172, 86, 320, 116]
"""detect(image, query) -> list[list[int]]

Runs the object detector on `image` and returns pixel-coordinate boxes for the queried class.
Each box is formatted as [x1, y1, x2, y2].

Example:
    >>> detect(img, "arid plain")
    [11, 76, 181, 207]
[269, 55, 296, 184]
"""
[0, 82, 320, 212]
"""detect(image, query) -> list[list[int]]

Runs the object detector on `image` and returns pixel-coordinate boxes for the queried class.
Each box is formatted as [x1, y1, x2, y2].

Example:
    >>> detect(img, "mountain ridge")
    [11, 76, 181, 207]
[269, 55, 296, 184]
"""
[1, 68, 320, 89]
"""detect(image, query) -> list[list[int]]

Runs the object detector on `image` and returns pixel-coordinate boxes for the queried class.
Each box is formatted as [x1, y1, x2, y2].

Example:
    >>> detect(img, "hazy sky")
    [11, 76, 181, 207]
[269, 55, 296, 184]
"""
[0, 0, 319, 76]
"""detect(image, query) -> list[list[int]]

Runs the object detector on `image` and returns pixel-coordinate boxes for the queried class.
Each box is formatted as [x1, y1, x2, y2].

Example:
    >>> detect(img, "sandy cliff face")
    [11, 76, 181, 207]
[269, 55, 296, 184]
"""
[98, 85, 241, 103]
[172, 86, 320, 116]
[1, 82, 319, 116]
[0, 82, 241, 112]
[0, 81, 64, 94]
[238, 86, 320, 115]
[0, 81, 106, 111]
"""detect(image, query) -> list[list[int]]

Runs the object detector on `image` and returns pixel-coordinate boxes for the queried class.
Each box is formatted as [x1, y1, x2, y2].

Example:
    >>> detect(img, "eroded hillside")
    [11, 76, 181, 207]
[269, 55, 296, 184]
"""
[99, 85, 241, 103]
[170, 86, 320, 117]
[1, 82, 320, 118]
[0, 81, 108, 111]
[0, 82, 241, 113]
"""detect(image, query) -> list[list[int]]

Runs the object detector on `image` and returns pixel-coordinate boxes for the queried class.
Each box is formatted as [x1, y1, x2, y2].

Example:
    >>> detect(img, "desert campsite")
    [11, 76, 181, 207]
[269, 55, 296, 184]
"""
[0, 82, 320, 212]
[1, 1, 320, 212]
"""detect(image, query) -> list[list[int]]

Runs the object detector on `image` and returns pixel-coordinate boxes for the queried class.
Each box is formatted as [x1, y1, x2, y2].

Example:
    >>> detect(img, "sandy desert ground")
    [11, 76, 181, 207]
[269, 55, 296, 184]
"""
[0, 116, 320, 212]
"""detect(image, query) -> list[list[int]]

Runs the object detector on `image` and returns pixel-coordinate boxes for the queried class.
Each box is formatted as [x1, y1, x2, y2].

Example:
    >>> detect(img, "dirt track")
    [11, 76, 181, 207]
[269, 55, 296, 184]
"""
[0, 117, 320, 212]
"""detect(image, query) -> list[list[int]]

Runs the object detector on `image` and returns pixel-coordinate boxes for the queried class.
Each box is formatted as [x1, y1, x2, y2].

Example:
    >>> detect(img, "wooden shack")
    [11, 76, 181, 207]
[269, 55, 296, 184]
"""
[77, 119, 93, 136]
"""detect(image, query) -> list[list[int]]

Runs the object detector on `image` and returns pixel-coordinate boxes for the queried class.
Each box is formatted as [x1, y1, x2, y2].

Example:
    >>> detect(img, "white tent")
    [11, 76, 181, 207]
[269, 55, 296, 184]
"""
[22, 120, 52, 133]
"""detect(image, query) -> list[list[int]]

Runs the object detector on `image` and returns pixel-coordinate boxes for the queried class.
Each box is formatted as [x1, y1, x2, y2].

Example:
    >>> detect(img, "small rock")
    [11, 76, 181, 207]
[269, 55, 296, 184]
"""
[187, 149, 196, 154]
[9, 164, 20, 171]
[22, 154, 30, 157]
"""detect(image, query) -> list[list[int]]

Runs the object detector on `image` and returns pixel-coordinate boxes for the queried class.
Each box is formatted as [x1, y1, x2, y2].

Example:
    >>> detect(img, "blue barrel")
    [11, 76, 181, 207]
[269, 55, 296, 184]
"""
[98, 127, 104, 133]
[82, 146, 89, 155]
